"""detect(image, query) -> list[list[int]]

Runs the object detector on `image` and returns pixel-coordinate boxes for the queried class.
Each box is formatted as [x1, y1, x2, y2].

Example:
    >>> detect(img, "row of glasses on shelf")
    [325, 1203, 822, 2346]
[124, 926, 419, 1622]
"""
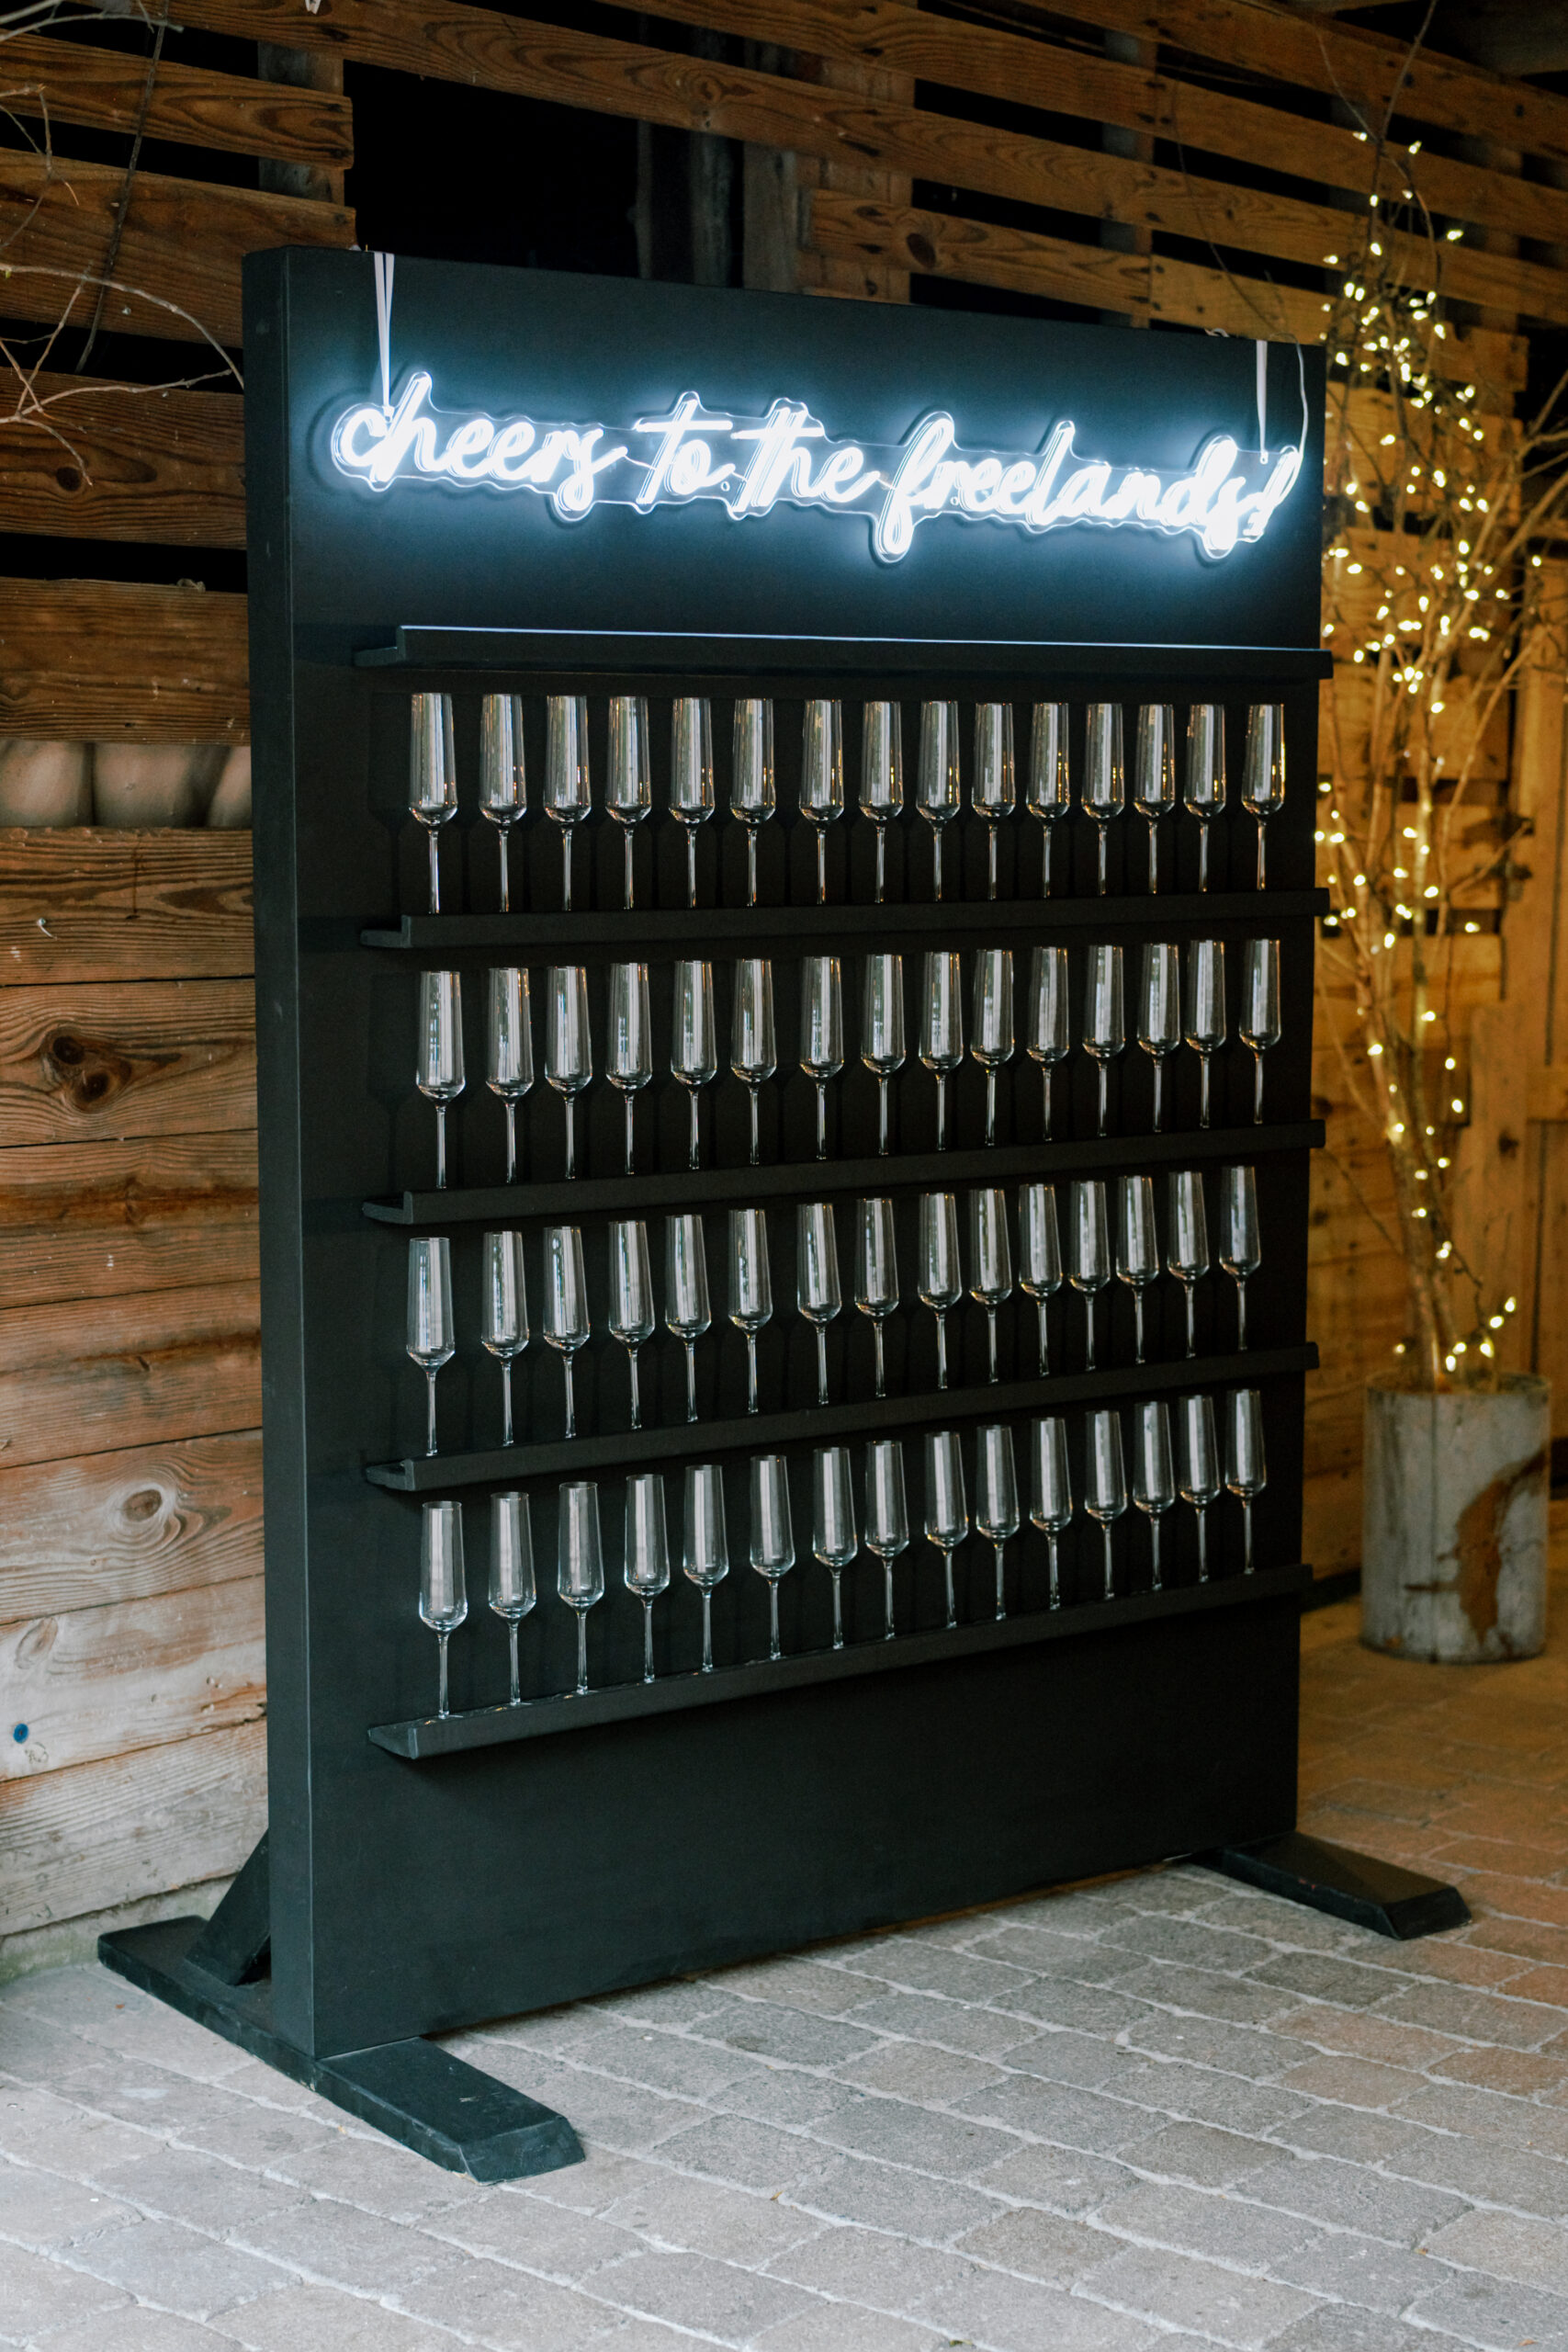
[413, 1387, 1268, 1713]
[404, 1165, 1262, 1451]
[409, 693, 1288, 912]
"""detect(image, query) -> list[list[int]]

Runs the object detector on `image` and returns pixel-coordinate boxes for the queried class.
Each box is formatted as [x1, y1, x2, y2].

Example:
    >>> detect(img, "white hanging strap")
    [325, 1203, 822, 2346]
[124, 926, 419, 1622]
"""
[373, 251, 395, 416]
[1256, 337, 1268, 460]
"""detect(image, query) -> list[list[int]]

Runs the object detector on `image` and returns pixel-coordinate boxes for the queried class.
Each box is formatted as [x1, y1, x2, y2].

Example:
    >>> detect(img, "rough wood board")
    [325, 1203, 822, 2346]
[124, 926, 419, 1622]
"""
[0, 1206, 257, 1311]
[0, 830, 253, 980]
[0, 1430, 263, 1619]
[0, 980, 255, 1145]
[0, 1279, 261, 1469]
[2, 33, 354, 166]
[0, 581, 248, 743]
[0, 375, 246, 550]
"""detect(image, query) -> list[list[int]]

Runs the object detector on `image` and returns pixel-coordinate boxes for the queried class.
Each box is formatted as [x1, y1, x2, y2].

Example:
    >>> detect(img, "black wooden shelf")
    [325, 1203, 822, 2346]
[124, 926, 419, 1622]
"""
[365, 1342, 1316, 1492]
[367, 1560, 1314, 1758]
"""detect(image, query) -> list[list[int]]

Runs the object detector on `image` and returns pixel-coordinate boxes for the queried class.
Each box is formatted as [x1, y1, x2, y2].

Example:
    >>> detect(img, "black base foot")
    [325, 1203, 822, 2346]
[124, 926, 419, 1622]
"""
[99, 1918, 584, 2182]
[1200, 1829, 1472, 1940]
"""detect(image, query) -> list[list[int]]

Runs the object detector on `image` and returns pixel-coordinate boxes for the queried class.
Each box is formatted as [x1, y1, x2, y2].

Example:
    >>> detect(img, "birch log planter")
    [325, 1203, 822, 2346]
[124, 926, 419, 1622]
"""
[1361, 1373, 1550, 1662]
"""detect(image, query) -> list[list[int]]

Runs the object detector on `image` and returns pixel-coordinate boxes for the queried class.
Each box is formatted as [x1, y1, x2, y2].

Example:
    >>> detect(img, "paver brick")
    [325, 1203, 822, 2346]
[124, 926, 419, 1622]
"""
[233, 2198, 456, 2294]
[1382, 2129, 1568, 2217]
[1102, 2058, 1311, 2138]
[1096, 2178, 1320, 2267]
[750, 2303, 948, 2351]
[1120, 2010, 1301, 2081]
[1268, 2307, 1461, 2352]
[209, 2281, 459, 2352]
[655, 2111, 832, 2195]
[953, 2075, 1159, 2154]
[915, 2261, 1169, 2351]
[604, 2166, 820, 2262]
[1106, 1961, 1297, 2027]
[1082, 2242, 1320, 2349]
[1421, 2204, 1568, 2295]
[393, 2254, 626, 2348]
[0, 2242, 131, 2337]
[1234, 2154, 1468, 2245]
[1407, 2269, 1568, 2351]
[811, 2095, 1022, 2179]
[841, 1989, 1036, 2055]
[67, 2216, 291, 2320]
[1246, 1953, 1409, 2011]
[92, 2144, 309, 2233]
[953, 2201, 1122, 2283]
[0, 2159, 135, 2248]
[1375, 1979, 1568, 2052]
[765, 2220, 973, 2311]
[833, 2039, 1003, 2105]
[1118, 2121, 1280, 2188]
[428, 2182, 644, 2275]
[716, 2060, 867, 2130]
[28, 2307, 237, 2352]
[974, 2141, 1140, 2212]
[583, 2245, 815, 2341]
[784, 2153, 999, 2243]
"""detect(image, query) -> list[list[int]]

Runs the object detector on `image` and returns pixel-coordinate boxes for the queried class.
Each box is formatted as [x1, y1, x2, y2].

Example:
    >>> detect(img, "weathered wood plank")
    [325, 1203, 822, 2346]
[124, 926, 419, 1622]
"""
[0, 1132, 257, 1309]
[0, 980, 255, 1147]
[1, 1575, 265, 1781]
[2, 33, 354, 167]
[0, 1279, 261, 1468]
[0, 1430, 262, 1619]
[0, 830, 252, 980]
[0, 374, 245, 549]
[0, 1717, 266, 1933]
[0, 582, 248, 743]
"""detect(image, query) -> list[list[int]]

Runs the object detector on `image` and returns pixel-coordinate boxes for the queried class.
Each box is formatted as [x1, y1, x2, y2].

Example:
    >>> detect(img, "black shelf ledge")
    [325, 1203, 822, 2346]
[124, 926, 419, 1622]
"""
[364, 1343, 1316, 1492]
[368, 1561, 1313, 1758]
[362, 1121, 1326, 1228]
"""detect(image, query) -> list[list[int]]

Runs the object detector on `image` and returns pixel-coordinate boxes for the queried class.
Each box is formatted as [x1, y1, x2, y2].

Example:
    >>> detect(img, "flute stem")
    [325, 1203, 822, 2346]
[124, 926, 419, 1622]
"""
[987, 827, 998, 899]
[1085, 1291, 1097, 1373]
[508, 1620, 521, 1707]
[1048, 1532, 1060, 1610]
[1197, 1505, 1209, 1581]
[986, 1070, 997, 1148]
[1200, 1054, 1211, 1130]
[1199, 820, 1210, 892]
[499, 830, 511, 915]
[562, 1356, 576, 1441]
[701, 1591, 714, 1674]
[505, 1100, 518, 1185]
[994, 1541, 1006, 1621]
[575, 1613, 588, 1697]
[628, 1346, 641, 1430]
[936, 1312, 948, 1390]
[437, 1631, 450, 1719]
[1236, 1278, 1248, 1352]
[1043, 1064, 1053, 1140]
[746, 831, 757, 906]
[1257, 818, 1268, 891]
[1244, 1496, 1255, 1572]
[1254, 1051, 1265, 1125]
[875, 826, 886, 904]
[878, 1076, 889, 1156]
[750, 1087, 760, 1167]
[1146, 815, 1158, 894]
[688, 1090, 700, 1171]
[747, 1333, 758, 1416]
[1152, 1059, 1163, 1135]
[1134, 1291, 1145, 1365]
[769, 1584, 781, 1662]
[1185, 1284, 1196, 1360]
[816, 1080, 827, 1159]
[829, 1566, 843, 1648]
[942, 1547, 955, 1630]
[435, 1105, 447, 1191]
[1097, 1061, 1109, 1138]
[1097, 821, 1108, 895]
[874, 1323, 886, 1398]
[987, 1306, 998, 1384]
[884, 1560, 895, 1639]
[1102, 1524, 1114, 1601]
[816, 832, 826, 906]
[625, 1091, 636, 1176]
[1150, 1517, 1163, 1592]
[816, 1326, 829, 1406]
[1037, 1299, 1049, 1377]
[564, 1100, 575, 1182]
[642, 1596, 655, 1682]
[684, 1340, 697, 1424]
[561, 830, 572, 915]
[427, 828, 441, 914]
[623, 829, 634, 910]
[501, 1359, 513, 1448]
[687, 832, 697, 910]
[425, 1368, 438, 1457]
[937, 1073, 947, 1151]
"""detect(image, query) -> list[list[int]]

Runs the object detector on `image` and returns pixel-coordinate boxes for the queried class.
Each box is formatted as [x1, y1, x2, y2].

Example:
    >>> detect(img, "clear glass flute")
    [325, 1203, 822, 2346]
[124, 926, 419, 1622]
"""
[544, 694, 591, 914]
[919, 1190, 962, 1389]
[421, 1499, 467, 1719]
[856, 1196, 899, 1399]
[1132, 1400, 1175, 1591]
[1138, 942, 1180, 1134]
[1085, 1407, 1128, 1601]
[487, 967, 533, 1185]
[974, 702, 1015, 899]
[1179, 1391, 1222, 1579]
[609, 1216, 655, 1430]
[732, 698, 775, 906]
[972, 947, 1014, 1148]
[732, 957, 777, 1167]
[813, 1444, 857, 1650]
[919, 950, 964, 1150]
[1134, 703, 1176, 894]
[918, 699, 961, 899]
[1242, 938, 1281, 1124]
[861, 700, 903, 903]
[1029, 702, 1071, 894]
[1027, 944, 1071, 1139]
[1067, 1178, 1111, 1373]
[1243, 703, 1285, 888]
[1083, 943, 1125, 1139]
[1184, 939, 1226, 1130]
[729, 1206, 773, 1414]
[606, 960, 652, 1177]
[750, 1454, 795, 1662]
[968, 1185, 1012, 1383]
[481, 1229, 529, 1445]
[976, 1423, 1020, 1622]
[545, 965, 592, 1180]
[1168, 1170, 1209, 1359]
[606, 694, 651, 910]
[410, 691, 456, 915]
[665, 1212, 711, 1424]
[801, 697, 844, 904]
[671, 695, 716, 909]
[1082, 702, 1124, 894]
[480, 692, 526, 914]
[417, 969, 465, 1191]
[800, 956, 844, 1159]
[1186, 702, 1226, 891]
[683, 1462, 729, 1674]
[558, 1480, 604, 1697]
[862, 952, 906, 1156]
[490, 1491, 535, 1706]
[865, 1437, 908, 1640]
[1031, 1417, 1073, 1611]
[1116, 1174, 1159, 1365]
[797, 1202, 841, 1406]
[924, 1429, 967, 1630]
[671, 959, 717, 1171]
[1227, 1387, 1267, 1571]
[624, 1471, 670, 1682]
[542, 1224, 590, 1438]
[1019, 1181, 1063, 1376]
[1220, 1164, 1261, 1351]
[407, 1235, 454, 1457]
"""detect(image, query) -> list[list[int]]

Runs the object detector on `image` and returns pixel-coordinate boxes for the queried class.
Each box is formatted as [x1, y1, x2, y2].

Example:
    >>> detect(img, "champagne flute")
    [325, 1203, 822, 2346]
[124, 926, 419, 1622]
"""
[609, 1216, 655, 1430]
[1138, 943, 1180, 1135]
[974, 702, 1015, 899]
[729, 1206, 773, 1415]
[558, 1480, 604, 1697]
[671, 695, 716, 909]
[976, 1423, 1020, 1621]
[1220, 1165, 1261, 1351]
[544, 694, 591, 913]
[968, 1184, 1012, 1384]
[545, 965, 592, 1181]
[856, 1195, 899, 1399]
[1019, 1182, 1062, 1376]
[801, 697, 844, 904]
[1116, 1175, 1159, 1366]
[1168, 1170, 1209, 1360]
[490, 1491, 535, 1706]
[1031, 1417, 1072, 1611]
[864, 1437, 908, 1639]
[924, 1429, 967, 1630]
[1029, 702, 1071, 894]
[665, 1212, 711, 1424]
[1133, 704, 1176, 894]
[683, 1462, 729, 1674]
[1242, 939, 1281, 1125]
[417, 969, 464, 1191]
[1179, 1392, 1221, 1579]
[1132, 1401, 1175, 1591]
[1083, 943, 1124, 1140]
[732, 697, 775, 906]
[1185, 703, 1225, 891]
[410, 692, 456, 915]
[406, 1235, 453, 1457]
[671, 959, 717, 1172]
[1227, 1387, 1267, 1571]
[606, 960, 651, 1177]
[919, 950, 963, 1150]
[971, 947, 1014, 1148]
[797, 1202, 840, 1406]
[1085, 1408, 1127, 1601]
[487, 967, 533, 1186]
[1185, 940, 1226, 1131]
[732, 958, 777, 1167]
[479, 693, 525, 914]
[606, 693, 652, 910]
[862, 952, 906, 1156]
[1067, 1179, 1111, 1373]
[624, 1471, 669, 1683]
[918, 698, 961, 899]
[814, 1444, 856, 1650]
[1243, 703, 1285, 888]
[919, 1191, 962, 1390]
[750, 1454, 795, 1662]
[861, 700, 903, 903]
[1027, 944, 1071, 1140]
[800, 956, 844, 1159]
[1082, 702, 1123, 894]
[542, 1224, 590, 1439]
[481, 1229, 529, 1447]
[420, 1499, 466, 1719]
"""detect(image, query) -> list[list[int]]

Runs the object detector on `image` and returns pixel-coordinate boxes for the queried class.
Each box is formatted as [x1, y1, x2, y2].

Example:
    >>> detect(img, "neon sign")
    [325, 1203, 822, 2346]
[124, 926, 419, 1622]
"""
[329, 376, 1303, 564]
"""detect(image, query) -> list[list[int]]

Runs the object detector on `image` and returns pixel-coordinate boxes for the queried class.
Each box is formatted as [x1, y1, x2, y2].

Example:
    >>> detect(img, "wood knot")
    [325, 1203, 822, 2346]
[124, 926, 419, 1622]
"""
[906, 232, 937, 272]
[42, 1030, 134, 1111]
[122, 1487, 164, 1524]
[54, 465, 82, 493]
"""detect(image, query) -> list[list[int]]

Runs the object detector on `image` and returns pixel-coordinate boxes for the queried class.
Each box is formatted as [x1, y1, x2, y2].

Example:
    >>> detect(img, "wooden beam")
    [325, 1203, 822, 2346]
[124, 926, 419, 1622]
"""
[0, 1278, 261, 1468]
[0, 581, 248, 742]
[0, 373, 245, 549]
[0, 979, 256, 1147]
[0, 1134, 258, 1311]
[1, 33, 353, 167]
[0, 1430, 263, 1620]
[0, 829, 252, 981]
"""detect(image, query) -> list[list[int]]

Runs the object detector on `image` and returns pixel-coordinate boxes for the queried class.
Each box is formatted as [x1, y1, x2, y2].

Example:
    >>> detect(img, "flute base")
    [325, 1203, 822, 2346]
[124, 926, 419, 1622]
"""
[1201, 1829, 1470, 1941]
